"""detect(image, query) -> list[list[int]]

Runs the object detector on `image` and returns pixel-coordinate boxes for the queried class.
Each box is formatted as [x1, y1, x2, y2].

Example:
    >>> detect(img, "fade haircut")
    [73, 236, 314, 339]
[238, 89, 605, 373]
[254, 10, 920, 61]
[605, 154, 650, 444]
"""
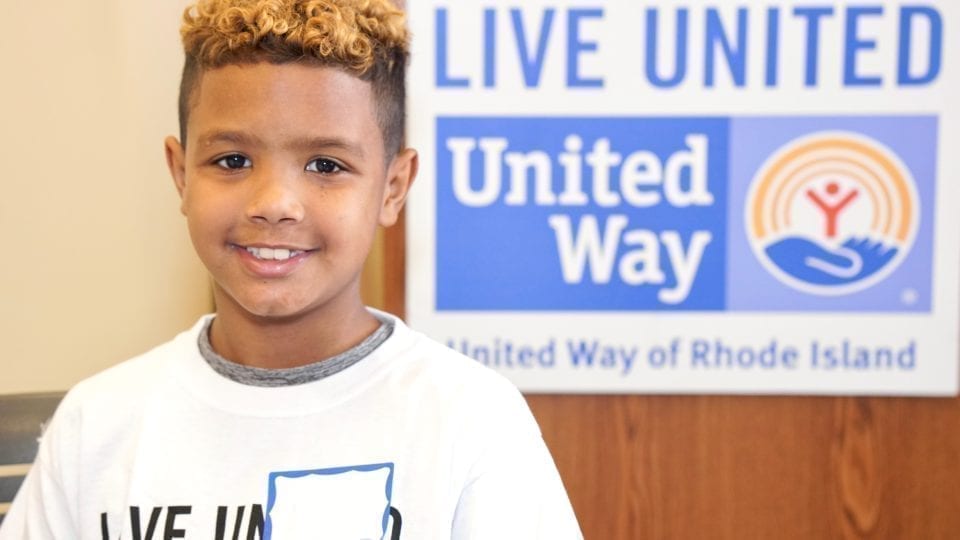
[178, 0, 409, 157]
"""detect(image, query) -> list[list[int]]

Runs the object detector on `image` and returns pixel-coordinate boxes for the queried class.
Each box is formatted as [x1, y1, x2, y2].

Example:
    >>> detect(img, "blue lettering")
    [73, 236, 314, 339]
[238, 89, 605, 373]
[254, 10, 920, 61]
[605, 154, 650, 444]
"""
[844, 6, 883, 86]
[568, 340, 599, 367]
[793, 7, 834, 87]
[433, 5, 940, 92]
[705, 8, 748, 87]
[435, 8, 469, 87]
[484, 9, 496, 88]
[898, 6, 942, 85]
[567, 9, 604, 87]
[645, 8, 688, 88]
[765, 8, 780, 87]
[511, 8, 556, 88]
[690, 340, 709, 367]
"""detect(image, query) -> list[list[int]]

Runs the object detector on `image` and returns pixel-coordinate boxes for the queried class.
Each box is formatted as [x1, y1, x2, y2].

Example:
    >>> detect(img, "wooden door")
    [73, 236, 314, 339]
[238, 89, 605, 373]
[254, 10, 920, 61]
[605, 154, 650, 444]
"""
[528, 394, 960, 539]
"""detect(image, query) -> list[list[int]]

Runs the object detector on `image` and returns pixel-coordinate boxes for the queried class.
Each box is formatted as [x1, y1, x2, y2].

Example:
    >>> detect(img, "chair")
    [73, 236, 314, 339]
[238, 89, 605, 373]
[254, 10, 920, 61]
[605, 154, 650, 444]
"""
[0, 393, 64, 526]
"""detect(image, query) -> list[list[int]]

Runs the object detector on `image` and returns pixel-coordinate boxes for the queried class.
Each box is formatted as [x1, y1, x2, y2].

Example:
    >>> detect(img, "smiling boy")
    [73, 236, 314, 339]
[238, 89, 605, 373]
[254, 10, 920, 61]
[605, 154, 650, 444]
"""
[175, 62, 400, 368]
[0, 0, 581, 538]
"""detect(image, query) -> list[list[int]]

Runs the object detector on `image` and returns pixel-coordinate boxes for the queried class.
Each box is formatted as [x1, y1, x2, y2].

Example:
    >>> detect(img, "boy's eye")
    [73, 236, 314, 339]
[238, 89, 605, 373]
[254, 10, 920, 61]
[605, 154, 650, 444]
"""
[216, 154, 251, 169]
[306, 158, 342, 174]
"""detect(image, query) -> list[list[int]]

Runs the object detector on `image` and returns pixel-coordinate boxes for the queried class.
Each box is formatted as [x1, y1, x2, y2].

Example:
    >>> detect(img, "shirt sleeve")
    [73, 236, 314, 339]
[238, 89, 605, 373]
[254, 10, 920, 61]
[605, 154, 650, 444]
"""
[450, 384, 582, 539]
[0, 399, 79, 539]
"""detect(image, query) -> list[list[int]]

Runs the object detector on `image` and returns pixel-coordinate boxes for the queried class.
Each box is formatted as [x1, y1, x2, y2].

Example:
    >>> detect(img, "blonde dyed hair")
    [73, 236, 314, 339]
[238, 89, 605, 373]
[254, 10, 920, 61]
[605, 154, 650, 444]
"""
[177, 0, 410, 155]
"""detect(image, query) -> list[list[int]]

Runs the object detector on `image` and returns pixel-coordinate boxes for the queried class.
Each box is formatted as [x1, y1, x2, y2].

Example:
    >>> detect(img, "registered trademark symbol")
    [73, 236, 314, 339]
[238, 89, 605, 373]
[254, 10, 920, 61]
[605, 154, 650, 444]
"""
[901, 288, 918, 305]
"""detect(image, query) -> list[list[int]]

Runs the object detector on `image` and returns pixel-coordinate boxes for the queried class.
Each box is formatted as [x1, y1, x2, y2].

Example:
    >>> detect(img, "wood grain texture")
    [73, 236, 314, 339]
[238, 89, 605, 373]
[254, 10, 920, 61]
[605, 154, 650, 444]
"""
[362, 211, 406, 318]
[382, 207, 407, 318]
[525, 395, 960, 540]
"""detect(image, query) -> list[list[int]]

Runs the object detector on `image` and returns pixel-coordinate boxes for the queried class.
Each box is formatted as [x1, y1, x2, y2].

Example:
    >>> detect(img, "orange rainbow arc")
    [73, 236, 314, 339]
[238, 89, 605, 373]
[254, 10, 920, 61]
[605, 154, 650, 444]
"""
[778, 165, 885, 234]
[751, 136, 912, 243]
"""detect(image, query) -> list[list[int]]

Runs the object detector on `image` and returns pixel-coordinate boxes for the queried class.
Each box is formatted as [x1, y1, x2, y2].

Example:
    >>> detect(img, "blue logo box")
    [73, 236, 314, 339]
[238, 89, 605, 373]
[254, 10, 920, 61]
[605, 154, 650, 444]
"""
[434, 116, 935, 312]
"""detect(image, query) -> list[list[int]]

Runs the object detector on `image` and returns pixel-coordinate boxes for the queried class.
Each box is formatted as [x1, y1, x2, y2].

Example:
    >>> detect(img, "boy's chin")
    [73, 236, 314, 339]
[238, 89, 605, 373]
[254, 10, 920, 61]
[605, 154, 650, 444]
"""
[237, 299, 318, 322]
[216, 290, 320, 323]
[211, 280, 361, 325]
[244, 305, 305, 321]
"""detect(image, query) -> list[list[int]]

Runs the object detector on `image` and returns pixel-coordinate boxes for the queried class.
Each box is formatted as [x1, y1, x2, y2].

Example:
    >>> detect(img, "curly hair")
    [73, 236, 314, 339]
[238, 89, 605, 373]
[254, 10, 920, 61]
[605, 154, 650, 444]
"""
[177, 0, 409, 156]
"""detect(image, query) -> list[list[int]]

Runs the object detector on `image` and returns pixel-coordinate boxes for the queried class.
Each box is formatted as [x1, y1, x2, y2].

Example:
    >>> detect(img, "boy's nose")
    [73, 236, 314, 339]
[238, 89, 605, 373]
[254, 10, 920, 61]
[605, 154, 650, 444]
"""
[245, 172, 306, 224]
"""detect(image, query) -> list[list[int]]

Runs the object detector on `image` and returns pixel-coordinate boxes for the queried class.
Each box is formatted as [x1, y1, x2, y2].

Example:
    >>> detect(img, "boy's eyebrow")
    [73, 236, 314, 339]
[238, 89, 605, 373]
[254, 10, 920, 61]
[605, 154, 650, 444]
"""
[289, 136, 367, 159]
[197, 130, 366, 158]
[197, 130, 258, 147]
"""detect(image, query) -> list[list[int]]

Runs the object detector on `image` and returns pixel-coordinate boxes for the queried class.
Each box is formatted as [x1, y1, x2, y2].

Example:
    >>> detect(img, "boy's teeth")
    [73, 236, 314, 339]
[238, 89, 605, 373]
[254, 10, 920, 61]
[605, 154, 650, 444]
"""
[245, 247, 298, 260]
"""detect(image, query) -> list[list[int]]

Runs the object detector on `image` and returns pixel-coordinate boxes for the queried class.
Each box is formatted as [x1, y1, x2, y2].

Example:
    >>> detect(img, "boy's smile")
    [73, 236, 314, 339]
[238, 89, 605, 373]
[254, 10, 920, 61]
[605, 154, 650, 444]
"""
[165, 62, 416, 367]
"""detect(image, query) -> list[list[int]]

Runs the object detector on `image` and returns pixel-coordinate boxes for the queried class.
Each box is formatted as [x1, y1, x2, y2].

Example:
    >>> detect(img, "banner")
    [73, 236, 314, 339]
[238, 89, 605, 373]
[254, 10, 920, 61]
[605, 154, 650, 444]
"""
[406, 0, 958, 395]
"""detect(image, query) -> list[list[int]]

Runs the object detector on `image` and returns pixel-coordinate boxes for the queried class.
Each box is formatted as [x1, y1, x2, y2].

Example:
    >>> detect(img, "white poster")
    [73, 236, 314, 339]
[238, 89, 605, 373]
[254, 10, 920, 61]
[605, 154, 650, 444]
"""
[406, 0, 958, 395]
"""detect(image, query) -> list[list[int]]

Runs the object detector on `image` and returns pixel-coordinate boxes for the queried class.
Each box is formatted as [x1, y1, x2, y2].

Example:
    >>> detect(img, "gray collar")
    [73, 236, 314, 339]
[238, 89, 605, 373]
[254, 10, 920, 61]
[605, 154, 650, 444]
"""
[197, 317, 395, 387]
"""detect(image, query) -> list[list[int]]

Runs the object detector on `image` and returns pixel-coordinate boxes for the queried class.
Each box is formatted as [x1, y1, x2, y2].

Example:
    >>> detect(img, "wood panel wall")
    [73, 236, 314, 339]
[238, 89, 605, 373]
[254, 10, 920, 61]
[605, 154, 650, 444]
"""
[529, 395, 960, 539]
[366, 220, 960, 539]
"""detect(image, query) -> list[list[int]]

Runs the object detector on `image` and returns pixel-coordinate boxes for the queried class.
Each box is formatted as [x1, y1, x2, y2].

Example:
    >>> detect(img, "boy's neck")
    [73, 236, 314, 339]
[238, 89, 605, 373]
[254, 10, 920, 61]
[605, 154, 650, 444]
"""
[207, 296, 381, 370]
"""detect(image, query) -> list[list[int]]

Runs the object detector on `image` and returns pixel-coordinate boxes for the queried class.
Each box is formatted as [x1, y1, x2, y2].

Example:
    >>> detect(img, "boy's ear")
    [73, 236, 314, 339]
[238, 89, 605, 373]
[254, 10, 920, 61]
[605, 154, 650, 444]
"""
[379, 148, 418, 227]
[164, 136, 188, 213]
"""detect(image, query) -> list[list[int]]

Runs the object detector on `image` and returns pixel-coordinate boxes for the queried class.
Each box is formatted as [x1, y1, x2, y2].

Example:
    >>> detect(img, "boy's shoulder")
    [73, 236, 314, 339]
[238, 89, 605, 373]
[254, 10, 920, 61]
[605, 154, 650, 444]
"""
[387, 312, 521, 385]
[60, 317, 208, 415]
[76, 317, 205, 387]
[385, 315, 538, 431]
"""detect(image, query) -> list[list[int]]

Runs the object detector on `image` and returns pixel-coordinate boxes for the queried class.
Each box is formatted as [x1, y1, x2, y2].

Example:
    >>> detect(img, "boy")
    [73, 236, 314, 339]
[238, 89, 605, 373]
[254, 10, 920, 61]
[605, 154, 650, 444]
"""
[0, 0, 582, 538]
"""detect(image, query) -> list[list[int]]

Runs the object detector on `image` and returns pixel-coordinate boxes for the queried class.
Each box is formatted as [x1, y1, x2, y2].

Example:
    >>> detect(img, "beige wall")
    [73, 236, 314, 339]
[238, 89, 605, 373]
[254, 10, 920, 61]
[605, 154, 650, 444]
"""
[0, 1, 210, 394]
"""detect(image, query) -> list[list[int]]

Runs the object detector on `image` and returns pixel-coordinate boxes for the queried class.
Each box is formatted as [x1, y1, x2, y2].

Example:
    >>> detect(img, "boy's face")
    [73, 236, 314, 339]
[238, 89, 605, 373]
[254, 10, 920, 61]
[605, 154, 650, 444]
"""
[165, 63, 416, 323]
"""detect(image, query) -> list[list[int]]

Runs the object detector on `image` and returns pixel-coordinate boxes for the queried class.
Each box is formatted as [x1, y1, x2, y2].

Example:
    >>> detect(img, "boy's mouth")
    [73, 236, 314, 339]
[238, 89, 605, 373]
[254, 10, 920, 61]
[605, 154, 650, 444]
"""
[243, 246, 305, 261]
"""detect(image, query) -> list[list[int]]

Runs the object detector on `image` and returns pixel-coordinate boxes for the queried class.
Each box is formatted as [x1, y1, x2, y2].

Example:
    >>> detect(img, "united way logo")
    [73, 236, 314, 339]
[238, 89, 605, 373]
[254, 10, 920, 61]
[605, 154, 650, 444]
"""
[745, 131, 919, 296]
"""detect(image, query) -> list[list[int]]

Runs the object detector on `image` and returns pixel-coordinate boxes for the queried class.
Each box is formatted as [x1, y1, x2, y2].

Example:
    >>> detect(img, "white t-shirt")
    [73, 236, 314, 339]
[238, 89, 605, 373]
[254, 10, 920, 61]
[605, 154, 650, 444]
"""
[0, 313, 582, 539]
